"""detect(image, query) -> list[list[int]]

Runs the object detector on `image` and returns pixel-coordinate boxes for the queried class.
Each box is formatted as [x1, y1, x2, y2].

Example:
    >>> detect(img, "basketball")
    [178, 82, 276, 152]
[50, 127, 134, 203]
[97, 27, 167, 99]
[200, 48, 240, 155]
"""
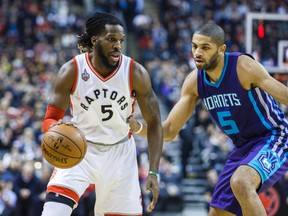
[41, 124, 87, 169]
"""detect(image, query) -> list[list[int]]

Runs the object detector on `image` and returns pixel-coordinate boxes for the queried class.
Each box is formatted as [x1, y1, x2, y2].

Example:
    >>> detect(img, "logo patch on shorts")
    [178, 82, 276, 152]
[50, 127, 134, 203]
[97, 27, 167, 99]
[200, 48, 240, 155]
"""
[258, 151, 277, 174]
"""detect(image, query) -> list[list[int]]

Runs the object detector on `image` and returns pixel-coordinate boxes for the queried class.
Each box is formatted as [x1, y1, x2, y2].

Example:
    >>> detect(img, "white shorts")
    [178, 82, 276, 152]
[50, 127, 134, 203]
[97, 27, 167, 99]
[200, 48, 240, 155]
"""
[46, 136, 142, 216]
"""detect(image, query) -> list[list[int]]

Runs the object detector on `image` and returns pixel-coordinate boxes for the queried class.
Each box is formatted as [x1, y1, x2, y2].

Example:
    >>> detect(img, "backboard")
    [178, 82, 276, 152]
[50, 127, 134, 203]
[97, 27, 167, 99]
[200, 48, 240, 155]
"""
[246, 13, 288, 73]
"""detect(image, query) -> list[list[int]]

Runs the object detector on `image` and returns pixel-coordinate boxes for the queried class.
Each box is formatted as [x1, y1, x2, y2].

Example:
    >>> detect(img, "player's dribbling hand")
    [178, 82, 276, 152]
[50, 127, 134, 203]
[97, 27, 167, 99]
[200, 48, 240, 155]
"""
[50, 119, 63, 128]
[51, 119, 77, 128]
[145, 174, 160, 212]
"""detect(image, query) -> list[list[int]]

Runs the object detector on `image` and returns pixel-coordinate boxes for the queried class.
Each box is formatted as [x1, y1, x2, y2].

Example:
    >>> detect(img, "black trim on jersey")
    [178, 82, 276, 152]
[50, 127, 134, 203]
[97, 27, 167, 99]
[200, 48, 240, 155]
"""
[243, 52, 255, 60]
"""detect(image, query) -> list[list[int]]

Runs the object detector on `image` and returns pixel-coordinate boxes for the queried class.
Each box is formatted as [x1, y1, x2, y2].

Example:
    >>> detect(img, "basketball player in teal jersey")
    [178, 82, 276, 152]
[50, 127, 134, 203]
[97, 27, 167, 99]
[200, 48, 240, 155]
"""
[41, 12, 163, 216]
[129, 22, 288, 216]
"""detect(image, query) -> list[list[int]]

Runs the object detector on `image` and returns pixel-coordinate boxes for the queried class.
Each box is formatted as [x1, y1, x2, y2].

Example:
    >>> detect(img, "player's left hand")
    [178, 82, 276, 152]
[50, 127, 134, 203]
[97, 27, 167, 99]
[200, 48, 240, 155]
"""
[145, 174, 160, 212]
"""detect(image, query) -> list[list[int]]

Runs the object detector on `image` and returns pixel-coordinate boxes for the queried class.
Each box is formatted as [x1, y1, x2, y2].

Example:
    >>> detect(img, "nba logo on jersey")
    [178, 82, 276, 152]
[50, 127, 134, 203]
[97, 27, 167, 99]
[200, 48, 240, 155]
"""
[81, 69, 90, 81]
[258, 152, 277, 174]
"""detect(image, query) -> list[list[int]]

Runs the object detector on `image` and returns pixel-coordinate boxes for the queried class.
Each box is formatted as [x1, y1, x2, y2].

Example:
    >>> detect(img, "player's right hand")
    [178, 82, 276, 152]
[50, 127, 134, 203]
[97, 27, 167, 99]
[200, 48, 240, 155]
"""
[127, 116, 141, 133]
[50, 119, 63, 128]
[51, 119, 77, 128]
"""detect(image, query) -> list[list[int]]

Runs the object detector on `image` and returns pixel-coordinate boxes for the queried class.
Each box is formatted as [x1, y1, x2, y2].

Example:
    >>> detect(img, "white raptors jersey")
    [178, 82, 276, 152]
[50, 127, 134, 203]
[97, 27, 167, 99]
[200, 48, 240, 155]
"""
[70, 52, 135, 145]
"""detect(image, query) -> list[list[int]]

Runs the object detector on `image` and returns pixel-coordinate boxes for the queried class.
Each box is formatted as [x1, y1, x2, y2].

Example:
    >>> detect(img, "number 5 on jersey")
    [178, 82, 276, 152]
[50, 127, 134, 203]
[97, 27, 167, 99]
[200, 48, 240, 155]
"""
[217, 111, 239, 135]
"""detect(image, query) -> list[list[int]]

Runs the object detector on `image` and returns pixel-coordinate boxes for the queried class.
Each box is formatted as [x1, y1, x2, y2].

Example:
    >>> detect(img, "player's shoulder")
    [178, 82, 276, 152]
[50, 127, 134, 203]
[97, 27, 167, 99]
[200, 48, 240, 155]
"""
[186, 68, 198, 83]
[131, 60, 148, 76]
[237, 53, 257, 72]
[56, 59, 77, 80]
[236, 52, 255, 65]
[182, 68, 198, 94]
[60, 59, 75, 72]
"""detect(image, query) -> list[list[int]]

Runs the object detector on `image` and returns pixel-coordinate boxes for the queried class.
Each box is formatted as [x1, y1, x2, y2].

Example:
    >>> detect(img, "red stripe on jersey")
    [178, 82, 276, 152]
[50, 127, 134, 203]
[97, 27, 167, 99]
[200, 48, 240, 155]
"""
[129, 58, 136, 121]
[129, 58, 134, 97]
[71, 57, 79, 93]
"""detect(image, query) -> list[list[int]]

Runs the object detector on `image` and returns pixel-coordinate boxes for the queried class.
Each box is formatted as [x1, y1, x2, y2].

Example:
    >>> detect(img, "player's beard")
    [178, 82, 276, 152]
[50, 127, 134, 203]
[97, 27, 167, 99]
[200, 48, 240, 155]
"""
[197, 51, 219, 71]
[97, 44, 118, 71]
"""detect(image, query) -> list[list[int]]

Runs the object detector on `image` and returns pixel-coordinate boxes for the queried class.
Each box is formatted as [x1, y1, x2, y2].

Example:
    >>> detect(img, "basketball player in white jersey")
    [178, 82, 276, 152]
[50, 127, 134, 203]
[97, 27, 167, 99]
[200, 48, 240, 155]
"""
[41, 12, 163, 216]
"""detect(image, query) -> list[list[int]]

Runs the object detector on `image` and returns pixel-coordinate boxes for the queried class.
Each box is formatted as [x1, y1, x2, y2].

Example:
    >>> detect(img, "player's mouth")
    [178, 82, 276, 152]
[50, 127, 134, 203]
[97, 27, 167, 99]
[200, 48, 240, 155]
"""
[194, 58, 205, 66]
[194, 58, 204, 63]
[109, 52, 121, 62]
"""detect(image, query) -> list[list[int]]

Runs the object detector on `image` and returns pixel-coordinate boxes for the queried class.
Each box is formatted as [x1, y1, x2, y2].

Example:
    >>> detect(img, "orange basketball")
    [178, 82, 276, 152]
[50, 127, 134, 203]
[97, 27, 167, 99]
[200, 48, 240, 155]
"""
[41, 124, 87, 169]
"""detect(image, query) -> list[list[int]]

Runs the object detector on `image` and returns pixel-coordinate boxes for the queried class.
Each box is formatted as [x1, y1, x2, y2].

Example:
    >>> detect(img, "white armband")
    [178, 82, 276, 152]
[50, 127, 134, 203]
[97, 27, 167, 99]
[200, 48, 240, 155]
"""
[135, 122, 143, 134]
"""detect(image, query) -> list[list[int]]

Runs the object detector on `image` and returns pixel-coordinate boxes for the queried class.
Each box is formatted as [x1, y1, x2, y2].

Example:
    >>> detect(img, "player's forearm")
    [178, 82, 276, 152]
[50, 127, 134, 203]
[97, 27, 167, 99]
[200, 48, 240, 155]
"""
[147, 123, 163, 172]
[42, 105, 65, 133]
[162, 121, 178, 142]
[133, 120, 176, 142]
[134, 121, 147, 136]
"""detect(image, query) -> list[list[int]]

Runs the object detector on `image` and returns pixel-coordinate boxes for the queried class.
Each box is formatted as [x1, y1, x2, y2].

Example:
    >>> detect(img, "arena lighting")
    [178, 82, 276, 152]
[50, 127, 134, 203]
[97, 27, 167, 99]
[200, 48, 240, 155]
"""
[34, 161, 42, 169]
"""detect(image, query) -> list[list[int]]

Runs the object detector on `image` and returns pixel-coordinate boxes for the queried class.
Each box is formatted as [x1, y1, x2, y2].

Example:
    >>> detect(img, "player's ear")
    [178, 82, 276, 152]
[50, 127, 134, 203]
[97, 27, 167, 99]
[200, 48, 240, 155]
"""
[91, 36, 98, 46]
[219, 44, 226, 54]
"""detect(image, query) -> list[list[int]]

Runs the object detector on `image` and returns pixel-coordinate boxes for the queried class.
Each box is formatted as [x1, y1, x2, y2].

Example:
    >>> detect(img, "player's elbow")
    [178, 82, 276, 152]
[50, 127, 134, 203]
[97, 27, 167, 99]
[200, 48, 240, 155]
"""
[163, 122, 177, 141]
[164, 134, 176, 142]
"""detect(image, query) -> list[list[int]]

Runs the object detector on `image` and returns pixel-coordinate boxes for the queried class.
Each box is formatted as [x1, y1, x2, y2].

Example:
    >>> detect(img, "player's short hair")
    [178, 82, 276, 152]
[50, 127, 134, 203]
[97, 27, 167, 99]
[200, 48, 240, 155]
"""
[77, 12, 123, 53]
[194, 21, 225, 46]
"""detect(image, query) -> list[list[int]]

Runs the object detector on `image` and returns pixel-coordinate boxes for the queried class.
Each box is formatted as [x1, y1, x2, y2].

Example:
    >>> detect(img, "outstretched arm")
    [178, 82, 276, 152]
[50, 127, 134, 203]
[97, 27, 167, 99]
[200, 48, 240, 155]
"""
[132, 61, 163, 212]
[130, 69, 199, 142]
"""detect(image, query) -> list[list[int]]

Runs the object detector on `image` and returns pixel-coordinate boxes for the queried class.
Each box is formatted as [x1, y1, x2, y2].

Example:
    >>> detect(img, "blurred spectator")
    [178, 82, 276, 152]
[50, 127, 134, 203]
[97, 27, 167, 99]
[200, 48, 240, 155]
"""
[32, 164, 53, 216]
[178, 116, 196, 178]
[12, 127, 39, 161]
[13, 161, 41, 216]
[0, 175, 17, 216]
[201, 123, 233, 172]
[277, 171, 288, 208]
[2, 146, 23, 173]
[72, 184, 96, 216]
[204, 169, 219, 213]
[156, 155, 183, 212]
[0, 123, 13, 158]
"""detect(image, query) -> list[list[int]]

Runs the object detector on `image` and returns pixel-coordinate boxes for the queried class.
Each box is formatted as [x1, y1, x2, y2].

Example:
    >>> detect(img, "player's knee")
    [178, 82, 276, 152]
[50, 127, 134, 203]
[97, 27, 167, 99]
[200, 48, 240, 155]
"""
[230, 174, 249, 197]
[208, 207, 217, 216]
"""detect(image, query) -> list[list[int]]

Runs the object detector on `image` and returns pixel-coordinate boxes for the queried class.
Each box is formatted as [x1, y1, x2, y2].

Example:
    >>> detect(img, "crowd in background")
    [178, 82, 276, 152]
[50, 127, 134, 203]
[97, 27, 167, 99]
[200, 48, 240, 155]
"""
[0, 0, 288, 215]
